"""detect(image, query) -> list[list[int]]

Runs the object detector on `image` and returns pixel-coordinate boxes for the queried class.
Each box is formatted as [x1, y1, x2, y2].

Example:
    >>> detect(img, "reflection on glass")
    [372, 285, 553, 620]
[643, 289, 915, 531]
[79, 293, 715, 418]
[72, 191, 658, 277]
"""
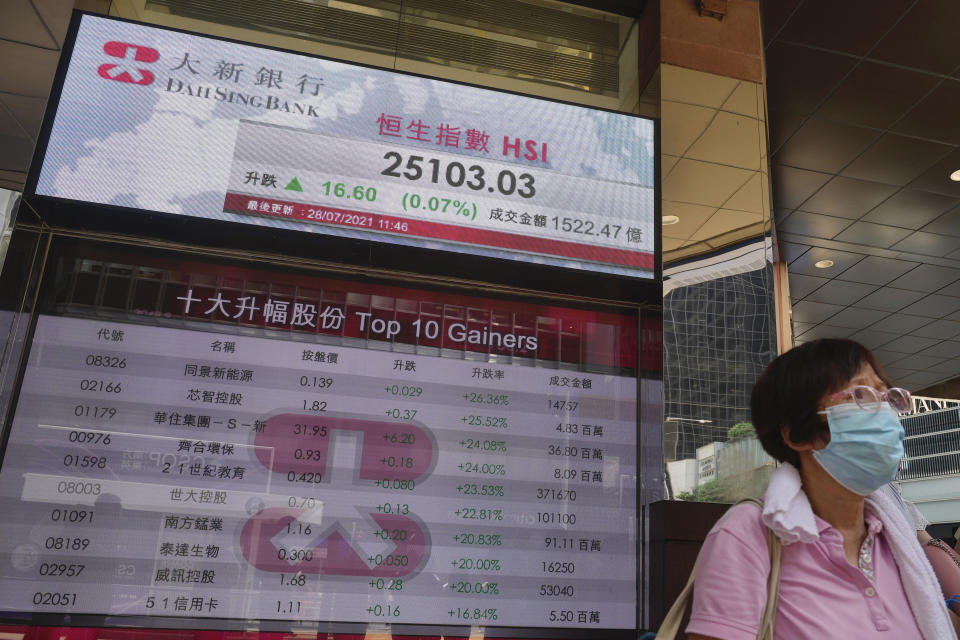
[0, 189, 19, 267]
[662, 239, 777, 503]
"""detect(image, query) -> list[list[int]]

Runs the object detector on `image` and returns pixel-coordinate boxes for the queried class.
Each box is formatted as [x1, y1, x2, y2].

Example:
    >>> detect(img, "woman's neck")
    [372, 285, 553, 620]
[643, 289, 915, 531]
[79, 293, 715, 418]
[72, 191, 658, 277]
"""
[798, 454, 866, 536]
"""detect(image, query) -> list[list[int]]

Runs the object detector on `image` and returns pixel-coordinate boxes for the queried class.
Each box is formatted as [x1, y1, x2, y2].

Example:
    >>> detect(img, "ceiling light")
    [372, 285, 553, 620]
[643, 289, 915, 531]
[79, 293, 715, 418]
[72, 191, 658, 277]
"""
[662, 215, 680, 226]
[951, 169, 960, 182]
[814, 259, 834, 269]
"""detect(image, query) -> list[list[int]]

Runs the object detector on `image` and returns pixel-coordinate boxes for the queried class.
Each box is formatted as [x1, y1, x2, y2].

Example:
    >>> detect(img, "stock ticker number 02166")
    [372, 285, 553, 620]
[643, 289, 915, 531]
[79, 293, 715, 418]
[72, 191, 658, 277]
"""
[382, 152, 535, 199]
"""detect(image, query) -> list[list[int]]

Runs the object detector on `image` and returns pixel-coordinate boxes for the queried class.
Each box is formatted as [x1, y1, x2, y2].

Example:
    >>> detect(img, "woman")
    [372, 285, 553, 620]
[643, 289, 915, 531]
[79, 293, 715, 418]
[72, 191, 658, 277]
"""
[685, 338, 956, 640]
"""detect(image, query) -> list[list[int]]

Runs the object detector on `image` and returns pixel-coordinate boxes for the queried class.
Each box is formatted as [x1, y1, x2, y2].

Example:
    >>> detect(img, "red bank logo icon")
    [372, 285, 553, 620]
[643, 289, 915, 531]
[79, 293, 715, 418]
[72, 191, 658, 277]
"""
[97, 41, 158, 85]
[241, 413, 435, 577]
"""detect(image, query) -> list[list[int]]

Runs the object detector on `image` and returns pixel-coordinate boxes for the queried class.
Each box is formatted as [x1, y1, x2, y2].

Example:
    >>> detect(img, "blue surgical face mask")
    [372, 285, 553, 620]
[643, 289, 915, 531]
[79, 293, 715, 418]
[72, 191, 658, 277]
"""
[812, 402, 905, 496]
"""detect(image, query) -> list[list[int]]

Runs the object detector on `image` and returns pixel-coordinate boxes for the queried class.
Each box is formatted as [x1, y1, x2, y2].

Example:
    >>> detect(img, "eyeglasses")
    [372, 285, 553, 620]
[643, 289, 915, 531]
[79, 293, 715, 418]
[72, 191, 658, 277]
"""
[823, 385, 912, 413]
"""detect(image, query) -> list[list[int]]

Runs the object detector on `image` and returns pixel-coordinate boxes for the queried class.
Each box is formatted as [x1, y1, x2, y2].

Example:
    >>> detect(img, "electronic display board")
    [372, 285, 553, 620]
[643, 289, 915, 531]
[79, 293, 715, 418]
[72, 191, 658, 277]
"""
[32, 13, 656, 279]
[0, 245, 638, 631]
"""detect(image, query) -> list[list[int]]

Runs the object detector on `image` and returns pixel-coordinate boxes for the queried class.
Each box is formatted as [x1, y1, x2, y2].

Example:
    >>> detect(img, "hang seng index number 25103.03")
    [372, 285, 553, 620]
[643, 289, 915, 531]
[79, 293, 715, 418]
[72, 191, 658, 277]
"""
[381, 152, 536, 199]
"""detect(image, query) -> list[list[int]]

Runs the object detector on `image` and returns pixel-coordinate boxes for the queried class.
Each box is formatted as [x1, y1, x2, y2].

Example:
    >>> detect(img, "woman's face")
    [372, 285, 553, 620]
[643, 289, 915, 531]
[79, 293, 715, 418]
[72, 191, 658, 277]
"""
[818, 360, 887, 413]
[805, 360, 888, 450]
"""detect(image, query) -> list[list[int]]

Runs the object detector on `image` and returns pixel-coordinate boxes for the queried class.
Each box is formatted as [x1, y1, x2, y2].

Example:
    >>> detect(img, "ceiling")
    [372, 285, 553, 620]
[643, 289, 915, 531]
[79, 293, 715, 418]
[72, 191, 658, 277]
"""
[0, 0, 75, 192]
[660, 64, 770, 263]
[764, 0, 960, 393]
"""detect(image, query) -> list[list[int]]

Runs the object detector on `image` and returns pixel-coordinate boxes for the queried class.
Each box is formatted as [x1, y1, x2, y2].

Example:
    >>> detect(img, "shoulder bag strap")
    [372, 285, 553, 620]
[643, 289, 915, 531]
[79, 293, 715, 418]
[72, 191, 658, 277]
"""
[653, 551, 701, 639]
[654, 498, 782, 640]
[653, 546, 701, 639]
[756, 509, 783, 640]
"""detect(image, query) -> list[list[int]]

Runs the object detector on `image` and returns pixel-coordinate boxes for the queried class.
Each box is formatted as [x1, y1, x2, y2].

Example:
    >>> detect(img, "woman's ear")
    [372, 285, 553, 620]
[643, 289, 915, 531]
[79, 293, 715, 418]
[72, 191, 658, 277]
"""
[780, 424, 829, 452]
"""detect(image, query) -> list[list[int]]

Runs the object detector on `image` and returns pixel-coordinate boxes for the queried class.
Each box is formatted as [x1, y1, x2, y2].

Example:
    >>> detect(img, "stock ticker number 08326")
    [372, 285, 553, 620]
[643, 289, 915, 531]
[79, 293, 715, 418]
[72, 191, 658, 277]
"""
[382, 152, 535, 199]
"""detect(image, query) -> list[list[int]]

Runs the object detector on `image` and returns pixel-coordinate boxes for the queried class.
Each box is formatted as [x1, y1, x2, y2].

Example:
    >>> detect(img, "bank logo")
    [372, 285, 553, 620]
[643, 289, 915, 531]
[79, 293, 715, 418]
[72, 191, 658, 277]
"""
[241, 413, 435, 577]
[97, 41, 159, 85]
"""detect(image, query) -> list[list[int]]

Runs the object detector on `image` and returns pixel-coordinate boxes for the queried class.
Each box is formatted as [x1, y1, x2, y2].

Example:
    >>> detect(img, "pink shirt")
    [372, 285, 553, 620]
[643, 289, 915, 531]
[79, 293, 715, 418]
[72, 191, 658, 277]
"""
[686, 503, 923, 640]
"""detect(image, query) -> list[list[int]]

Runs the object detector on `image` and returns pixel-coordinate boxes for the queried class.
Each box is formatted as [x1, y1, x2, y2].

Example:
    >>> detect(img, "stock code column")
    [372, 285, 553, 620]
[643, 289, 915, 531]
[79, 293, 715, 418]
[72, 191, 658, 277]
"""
[0, 314, 637, 629]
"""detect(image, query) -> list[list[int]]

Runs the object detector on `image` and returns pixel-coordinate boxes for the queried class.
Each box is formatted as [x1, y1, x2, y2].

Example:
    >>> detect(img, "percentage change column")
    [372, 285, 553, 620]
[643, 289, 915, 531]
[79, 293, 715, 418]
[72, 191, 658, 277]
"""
[445, 388, 513, 613]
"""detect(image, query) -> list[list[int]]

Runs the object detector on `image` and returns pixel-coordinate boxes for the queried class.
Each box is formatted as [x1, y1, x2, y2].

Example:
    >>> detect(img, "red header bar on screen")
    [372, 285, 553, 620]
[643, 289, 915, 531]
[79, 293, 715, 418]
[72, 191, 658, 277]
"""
[61, 249, 638, 371]
[223, 194, 654, 270]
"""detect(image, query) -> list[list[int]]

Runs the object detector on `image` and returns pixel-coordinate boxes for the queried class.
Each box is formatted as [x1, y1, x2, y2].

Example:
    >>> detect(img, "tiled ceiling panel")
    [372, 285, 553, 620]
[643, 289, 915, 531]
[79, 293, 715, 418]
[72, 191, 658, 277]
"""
[820, 306, 890, 330]
[883, 335, 941, 354]
[686, 111, 763, 170]
[775, 0, 911, 56]
[792, 321, 816, 336]
[768, 110, 805, 152]
[0, 94, 46, 140]
[844, 330, 901, 346]
[886, 264, 960, 292]
[893, 80, 960, 145]
[862, 189, 959, 228]
[778, 210, 852, 239]
[787, 273, 828, 301]
[925, 358, 960, 375]
[817, 62, 939, 129]
[788, 246, 864, 277]
[922, 205, 960, 237]
[803, 279, 877, 306]
[0, 109, 24, 137]
[792, 300, 845, 324]
[764, 41, 855, 116]
[0, 40, 61, 97]
[911, 319, 960, 340]
[835, 256, 919, 286]
[780, 241, 809, 263]
[894, 354, 953, 371]
[0, 0, 73, 192]
[661, 102, 715, 155]
[765, 0, 960, 391]
[0, 135, 34, 169]
[797, 324, 856, 340]
[760, 0, 802, 44]
[901, 370, 951, 388]
[832, 221, 912, 249]
[908, 149, 960, 198]
[898, 294, 960, 319]
[840, 133, 954, 186]
[661, 202, 717, 241]
[919, 340, 960, 359]
[936, 280, 960, 297]
[892, 231, 960, 257]
[854, 287, 928, 313]
[0, 0, 58, 47]
[852, 331, 902, 351]
[662, 159, 754, 207]
[772, 165, 831, 209]
[870, 314, 934, 335]
[723, 82, 761, 118]
[775, 118, 878, 173]
[870, 0, 960, 74]
[33, 0, 72, 45]
[799, 177, 898, 219]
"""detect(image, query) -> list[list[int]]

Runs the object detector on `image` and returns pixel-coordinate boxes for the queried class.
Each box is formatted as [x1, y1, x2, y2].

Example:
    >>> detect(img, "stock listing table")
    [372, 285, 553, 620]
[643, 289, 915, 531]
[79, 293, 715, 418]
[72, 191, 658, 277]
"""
[0, 315, 637, 629]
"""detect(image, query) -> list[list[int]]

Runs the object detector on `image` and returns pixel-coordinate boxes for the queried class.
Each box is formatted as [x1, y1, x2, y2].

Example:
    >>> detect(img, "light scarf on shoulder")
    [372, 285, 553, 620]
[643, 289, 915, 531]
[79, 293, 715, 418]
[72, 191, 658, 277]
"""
[760, 463, 956, 640]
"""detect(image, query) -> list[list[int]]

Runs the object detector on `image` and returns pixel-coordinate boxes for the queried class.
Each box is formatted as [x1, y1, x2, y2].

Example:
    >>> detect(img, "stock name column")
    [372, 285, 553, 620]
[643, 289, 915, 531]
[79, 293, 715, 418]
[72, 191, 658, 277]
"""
[0, 319, 273, 616]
